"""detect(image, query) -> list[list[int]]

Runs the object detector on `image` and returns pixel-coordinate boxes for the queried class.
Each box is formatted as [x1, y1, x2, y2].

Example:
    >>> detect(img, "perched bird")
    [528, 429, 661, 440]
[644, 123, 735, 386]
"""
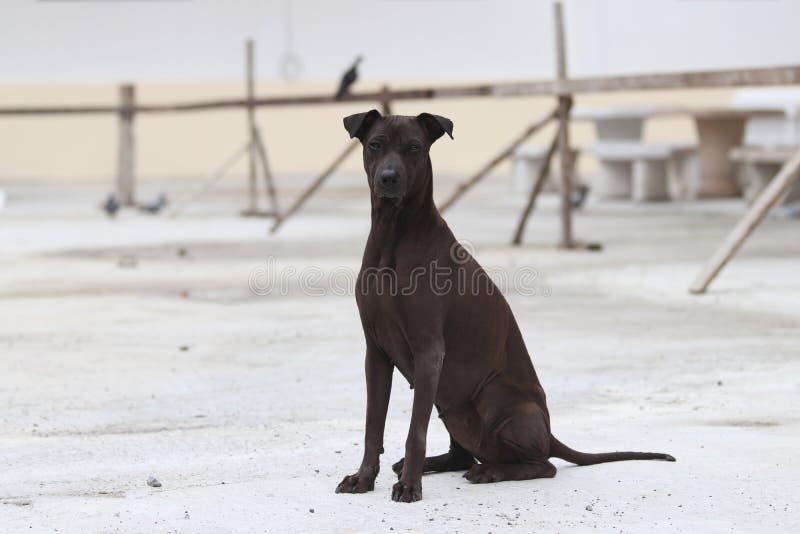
[139, 193, 168, 214]
[335, 55, 363, 100]
[102, 193, 120, 217]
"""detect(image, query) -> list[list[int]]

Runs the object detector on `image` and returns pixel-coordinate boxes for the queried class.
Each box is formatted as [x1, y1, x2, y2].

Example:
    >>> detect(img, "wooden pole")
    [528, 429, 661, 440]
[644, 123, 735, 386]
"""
[3, 65, 800, 117]
[512, 126, 561, 245]
[439, 108, 557, 213]
[689, 147, 800, 294]
[553, 0, 574, 248]
[116, 83, 136, 206]
[270, 141, 360, 233]
[380, 85, 393, 115]
[557, 96, 574, 247]
[246, 39, 257, 212]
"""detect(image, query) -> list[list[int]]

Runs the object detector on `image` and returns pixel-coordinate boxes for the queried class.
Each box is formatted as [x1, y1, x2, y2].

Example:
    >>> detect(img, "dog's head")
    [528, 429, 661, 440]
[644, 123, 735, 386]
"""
[343, 110, 453, 204]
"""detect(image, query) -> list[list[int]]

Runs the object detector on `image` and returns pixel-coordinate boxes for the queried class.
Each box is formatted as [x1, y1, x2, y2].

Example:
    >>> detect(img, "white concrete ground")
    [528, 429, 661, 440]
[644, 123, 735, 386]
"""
[0, 176, 798, 533]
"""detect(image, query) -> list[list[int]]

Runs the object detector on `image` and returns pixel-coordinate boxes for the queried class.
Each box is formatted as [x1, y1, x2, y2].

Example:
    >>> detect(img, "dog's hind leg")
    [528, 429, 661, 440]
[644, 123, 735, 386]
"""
[464, 400, 556, 484]
[392, 436, 475, 477]
[464, 461, 556, 483]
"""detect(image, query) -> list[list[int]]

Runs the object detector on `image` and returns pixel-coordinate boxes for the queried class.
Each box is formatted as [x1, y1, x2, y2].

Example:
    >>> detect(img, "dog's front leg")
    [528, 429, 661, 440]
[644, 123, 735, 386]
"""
[392, 349, 444, 503]
[336, 340, 393, 494]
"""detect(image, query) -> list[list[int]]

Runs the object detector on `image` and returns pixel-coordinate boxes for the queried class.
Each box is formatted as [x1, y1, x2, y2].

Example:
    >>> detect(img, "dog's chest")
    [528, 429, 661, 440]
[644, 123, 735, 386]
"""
[357, 270, 419, 381]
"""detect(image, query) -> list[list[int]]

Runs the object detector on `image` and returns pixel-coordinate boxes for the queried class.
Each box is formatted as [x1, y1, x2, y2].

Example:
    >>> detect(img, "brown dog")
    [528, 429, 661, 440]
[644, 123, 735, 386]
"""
[335, 110, 674, 503]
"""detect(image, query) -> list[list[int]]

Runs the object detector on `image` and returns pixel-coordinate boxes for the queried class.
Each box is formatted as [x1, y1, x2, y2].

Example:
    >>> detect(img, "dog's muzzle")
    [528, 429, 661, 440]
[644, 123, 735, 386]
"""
[374, 168, 404, 198]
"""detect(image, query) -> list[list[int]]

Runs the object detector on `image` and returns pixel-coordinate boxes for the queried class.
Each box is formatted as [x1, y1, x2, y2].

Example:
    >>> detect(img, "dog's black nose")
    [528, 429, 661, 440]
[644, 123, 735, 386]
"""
[378, 168, 399, 189]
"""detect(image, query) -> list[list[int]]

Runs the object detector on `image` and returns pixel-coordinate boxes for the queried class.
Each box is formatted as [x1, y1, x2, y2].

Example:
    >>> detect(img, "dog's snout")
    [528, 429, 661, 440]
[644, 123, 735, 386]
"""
[374, 166, 404, 198]
[378, 168, 399, 188]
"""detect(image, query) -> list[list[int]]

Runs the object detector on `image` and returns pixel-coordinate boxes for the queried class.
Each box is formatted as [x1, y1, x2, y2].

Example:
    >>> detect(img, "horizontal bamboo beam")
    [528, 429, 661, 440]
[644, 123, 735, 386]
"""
[1, 64, 799, 117]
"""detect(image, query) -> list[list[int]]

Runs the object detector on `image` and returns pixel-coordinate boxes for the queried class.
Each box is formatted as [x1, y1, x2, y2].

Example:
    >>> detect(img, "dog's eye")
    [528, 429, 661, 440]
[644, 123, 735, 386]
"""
[408, 144, 420, 153]
[368, 142, 382, 151]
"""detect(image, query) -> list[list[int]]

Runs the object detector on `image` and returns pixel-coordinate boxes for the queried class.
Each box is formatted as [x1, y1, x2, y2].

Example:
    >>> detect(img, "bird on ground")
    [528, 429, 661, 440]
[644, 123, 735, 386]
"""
[102, 194, 120, 217]
[571, 183, 590, 209]
[335, 56, 363, 100]
[139, 193, 168, 214]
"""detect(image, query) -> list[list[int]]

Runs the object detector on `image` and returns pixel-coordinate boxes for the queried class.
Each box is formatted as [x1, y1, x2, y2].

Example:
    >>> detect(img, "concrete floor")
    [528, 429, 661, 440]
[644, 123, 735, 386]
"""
[0, 177, 798, 533]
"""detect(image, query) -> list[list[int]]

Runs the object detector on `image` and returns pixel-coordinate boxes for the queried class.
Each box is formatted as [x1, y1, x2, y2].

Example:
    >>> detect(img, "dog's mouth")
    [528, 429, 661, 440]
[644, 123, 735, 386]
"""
[375, 192, 404, 208]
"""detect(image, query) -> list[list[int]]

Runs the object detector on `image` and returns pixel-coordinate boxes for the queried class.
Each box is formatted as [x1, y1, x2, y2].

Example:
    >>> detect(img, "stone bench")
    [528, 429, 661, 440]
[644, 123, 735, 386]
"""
[511, 145, 579, 193]
[583, 142, 697, 202]
[730, 146, 800, 206]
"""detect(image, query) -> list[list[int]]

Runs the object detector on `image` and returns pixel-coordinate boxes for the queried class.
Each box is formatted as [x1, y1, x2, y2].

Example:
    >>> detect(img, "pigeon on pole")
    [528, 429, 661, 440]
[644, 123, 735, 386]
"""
[335, 56, 363, 100]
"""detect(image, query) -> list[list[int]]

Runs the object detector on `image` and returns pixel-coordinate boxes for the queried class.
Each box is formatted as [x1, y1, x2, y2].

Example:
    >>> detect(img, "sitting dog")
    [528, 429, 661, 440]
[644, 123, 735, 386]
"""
[335, 110, 674, 503]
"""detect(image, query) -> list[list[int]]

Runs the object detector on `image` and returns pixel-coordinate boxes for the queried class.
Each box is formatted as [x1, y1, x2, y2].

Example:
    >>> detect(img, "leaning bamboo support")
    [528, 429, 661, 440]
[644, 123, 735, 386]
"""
[253, 126, 280, 216]
[511, 126, 561, 245]
[438, 108, 557, 213]
[270, 141, 361, 233]
[168, 141, 251, 218]
[689, 147, 800, 294]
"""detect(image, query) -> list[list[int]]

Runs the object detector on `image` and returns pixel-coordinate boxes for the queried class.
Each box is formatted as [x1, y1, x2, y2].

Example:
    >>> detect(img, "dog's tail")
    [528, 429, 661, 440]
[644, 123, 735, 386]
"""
[549, 435, 675, 465]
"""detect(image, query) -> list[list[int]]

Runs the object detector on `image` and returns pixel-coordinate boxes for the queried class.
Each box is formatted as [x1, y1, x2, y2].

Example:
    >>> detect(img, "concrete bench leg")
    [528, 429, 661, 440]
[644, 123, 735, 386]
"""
[632, 159, 669, 202]
[666, 151, 698, 200]
[595, 160, 632, 199]
[785, 177, 800, 204]
[739, 162, 774, 204]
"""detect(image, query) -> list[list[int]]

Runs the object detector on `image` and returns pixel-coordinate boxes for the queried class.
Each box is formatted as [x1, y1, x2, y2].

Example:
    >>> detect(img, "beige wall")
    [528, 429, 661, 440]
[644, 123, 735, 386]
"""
[0, 81, 739, 183]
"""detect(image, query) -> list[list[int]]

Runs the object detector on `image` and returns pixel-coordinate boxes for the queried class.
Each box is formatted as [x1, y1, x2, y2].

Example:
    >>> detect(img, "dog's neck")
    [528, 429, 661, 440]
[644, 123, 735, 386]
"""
[364, 160, 440, 269]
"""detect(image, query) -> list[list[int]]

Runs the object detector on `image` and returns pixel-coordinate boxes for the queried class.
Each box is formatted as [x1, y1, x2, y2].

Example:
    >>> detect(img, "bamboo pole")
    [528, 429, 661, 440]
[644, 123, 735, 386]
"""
[116, 84, 136, 206]
[557, 96, 574, 248]
[512, 126, 561, 245]
[689, 147, 800, 294]
[380, 85, 393, 115]
[270, 141, 361, 233]
[246, 39, 257, 212]
[438, 108, 557, 213]
[553, 1, 574, 248]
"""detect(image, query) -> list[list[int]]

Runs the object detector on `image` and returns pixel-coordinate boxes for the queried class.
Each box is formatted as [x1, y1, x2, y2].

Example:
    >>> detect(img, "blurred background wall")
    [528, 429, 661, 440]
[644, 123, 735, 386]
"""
[1, 0, 799, 182]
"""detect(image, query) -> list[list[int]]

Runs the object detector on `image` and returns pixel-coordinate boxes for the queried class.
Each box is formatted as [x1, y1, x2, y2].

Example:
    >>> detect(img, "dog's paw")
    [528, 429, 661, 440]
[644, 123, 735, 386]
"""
[335, 472, 375, 494]
[391, 479, 422, 503]
[463, 464, 500, 484]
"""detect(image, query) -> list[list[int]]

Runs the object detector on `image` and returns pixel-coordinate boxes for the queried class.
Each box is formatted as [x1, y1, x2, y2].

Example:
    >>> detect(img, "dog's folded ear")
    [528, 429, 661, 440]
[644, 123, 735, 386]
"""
[416, 113, 454, 143]
[343, 109, 382, 141]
